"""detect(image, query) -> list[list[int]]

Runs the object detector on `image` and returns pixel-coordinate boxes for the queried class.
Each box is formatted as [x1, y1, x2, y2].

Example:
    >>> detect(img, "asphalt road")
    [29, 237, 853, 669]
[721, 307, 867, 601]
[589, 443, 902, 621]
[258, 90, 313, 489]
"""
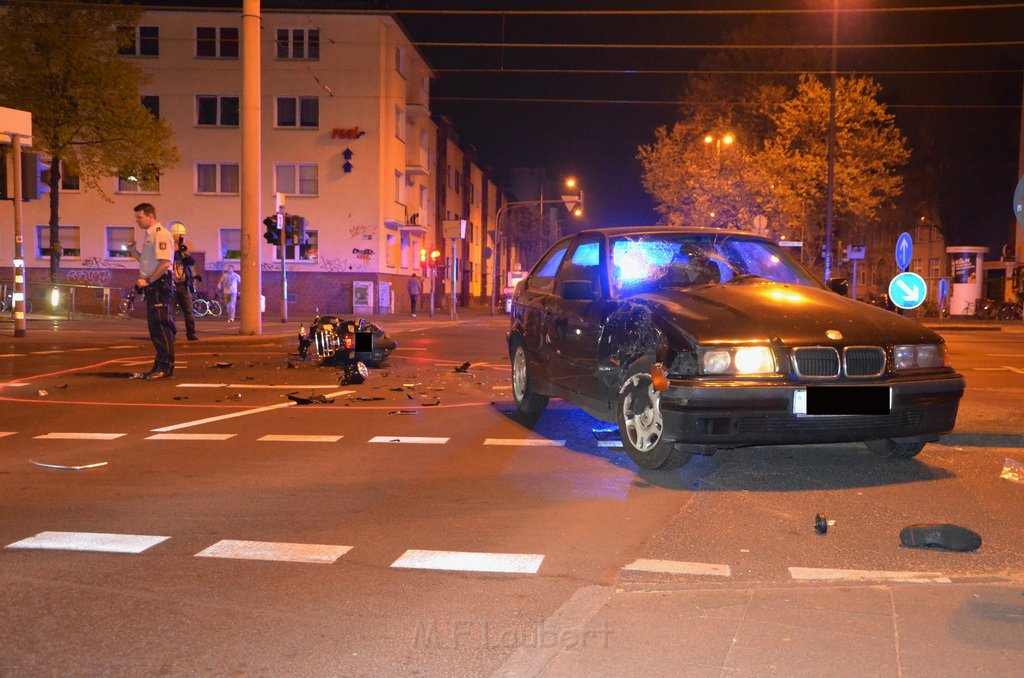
[0, 314, 1022, 676]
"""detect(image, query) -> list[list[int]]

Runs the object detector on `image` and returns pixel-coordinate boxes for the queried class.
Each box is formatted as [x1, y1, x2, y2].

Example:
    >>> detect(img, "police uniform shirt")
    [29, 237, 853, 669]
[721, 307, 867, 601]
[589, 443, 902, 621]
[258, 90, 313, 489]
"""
[140, 223, 172, 278]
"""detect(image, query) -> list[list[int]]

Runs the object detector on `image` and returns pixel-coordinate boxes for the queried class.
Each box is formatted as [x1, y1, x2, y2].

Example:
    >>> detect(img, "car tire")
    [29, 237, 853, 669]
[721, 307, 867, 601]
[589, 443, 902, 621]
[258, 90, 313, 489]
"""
[510, 339, 548, 426]
[617, 370, 692, 470]
[865, 438, 926, 459]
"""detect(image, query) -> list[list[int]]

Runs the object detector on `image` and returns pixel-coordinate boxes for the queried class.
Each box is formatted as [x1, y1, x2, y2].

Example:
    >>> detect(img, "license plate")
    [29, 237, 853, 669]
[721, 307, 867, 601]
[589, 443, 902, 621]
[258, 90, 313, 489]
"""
[793, 386, 891, 415]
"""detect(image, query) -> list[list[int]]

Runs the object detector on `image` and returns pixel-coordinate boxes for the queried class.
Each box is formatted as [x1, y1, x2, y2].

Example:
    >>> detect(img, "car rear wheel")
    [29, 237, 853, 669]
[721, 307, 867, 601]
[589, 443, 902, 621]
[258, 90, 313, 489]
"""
[865, 438, 926, 459]
[617, 371, 692, 470]
[511, 341, 548, 425]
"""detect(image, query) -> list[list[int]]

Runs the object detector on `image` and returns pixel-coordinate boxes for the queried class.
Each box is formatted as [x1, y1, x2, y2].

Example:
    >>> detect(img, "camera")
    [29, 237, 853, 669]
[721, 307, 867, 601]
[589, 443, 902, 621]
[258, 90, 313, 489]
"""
[177, 236, 188, 252]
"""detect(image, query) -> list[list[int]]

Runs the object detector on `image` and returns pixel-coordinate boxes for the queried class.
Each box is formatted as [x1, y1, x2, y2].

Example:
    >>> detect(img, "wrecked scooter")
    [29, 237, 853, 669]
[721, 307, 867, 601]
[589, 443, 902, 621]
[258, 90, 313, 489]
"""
[297, 312, 398, 384]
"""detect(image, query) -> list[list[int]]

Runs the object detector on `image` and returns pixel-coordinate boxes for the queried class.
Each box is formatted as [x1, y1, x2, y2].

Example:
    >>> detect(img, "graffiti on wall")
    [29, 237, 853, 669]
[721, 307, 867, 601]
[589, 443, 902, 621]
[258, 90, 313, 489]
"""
[352, 248, 374, 266]
[349, 224, 374, 240]
[64, 268, 113, 285]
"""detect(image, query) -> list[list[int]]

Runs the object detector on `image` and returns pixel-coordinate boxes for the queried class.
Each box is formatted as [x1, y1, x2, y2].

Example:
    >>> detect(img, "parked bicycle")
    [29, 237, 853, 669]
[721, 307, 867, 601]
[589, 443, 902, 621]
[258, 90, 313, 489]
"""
[118, 287, 139, 317]
[0, 292, 33, 314]
[190, 276, 223, 318]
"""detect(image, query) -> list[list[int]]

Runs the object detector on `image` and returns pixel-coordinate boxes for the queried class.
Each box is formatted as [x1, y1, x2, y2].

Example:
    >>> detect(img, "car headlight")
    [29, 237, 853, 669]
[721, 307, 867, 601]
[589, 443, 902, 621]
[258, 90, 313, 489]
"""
[702, 346, 777, 375]
[894, 343, 946, 371]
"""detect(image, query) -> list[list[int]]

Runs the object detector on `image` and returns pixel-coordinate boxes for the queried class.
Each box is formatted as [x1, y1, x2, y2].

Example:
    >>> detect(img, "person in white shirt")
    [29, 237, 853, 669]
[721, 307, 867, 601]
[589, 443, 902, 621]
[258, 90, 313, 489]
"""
[127, 202, 175, 379]
[218, 265, 241, 322]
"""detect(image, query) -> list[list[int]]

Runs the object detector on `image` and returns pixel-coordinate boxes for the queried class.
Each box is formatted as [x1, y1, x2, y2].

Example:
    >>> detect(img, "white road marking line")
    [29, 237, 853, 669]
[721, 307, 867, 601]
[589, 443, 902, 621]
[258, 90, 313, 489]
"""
[146, 433, 237, 441]
[0, 382, 31, 388]
[1005, 366, 1024, 375]
[788, 567, 950, 583]
[258, 434, 343, 443]
[34, 432, 126, 440]
[6, 531, 169, 554]
[69, 347, 104, 352]
[400, 347, 427, 350]
[369, 436, 450, 444]
[597, 440, 624, 448]
[0, 432, 16, 438]
[195, 539, 352, 564]
[30, 350, 66, 355]
[0, 353, 21, 358]
[151, 390, 354, 432]
[108, 345, 139, 349]
[391, 549, 544, 574]
[985, 353, 1024, 357]
[623, 558, 731, 577]
[176, 383, 339, 389]
[484, 438, 566, 447]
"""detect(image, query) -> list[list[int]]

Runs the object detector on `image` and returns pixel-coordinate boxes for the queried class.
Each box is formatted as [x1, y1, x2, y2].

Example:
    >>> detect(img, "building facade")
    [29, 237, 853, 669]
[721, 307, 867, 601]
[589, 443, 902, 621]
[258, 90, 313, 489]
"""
[1, 8, 504, 317]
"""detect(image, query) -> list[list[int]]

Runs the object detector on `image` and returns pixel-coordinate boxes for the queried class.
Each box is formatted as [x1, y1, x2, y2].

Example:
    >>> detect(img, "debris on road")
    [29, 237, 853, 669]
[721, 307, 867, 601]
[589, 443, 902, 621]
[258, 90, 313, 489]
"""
[453, 362, 471, 373]
[287, 392, 335, 405]
[30, 459, 108, 471]
[389, 410, 418, 415]
[214, 362, 233, 368]
[37, 390, 48, 397]
[1000, 458, 1023, 485]
[338, 362, 368, 385]
[899, 523, 982, 551]
[814, 513, 835, 534]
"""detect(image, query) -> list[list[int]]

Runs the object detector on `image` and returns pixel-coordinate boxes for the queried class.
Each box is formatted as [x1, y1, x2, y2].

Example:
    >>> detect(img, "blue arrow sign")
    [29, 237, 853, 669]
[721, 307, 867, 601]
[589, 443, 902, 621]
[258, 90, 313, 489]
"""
[937, 277, 949, 302]
[888, 272, 927, 310]
[895, 232, 913, 272]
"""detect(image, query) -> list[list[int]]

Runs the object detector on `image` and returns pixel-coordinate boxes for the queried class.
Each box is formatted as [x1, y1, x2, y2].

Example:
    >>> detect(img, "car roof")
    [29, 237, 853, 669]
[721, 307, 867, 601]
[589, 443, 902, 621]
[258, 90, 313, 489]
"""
[570, 226, 773, 242]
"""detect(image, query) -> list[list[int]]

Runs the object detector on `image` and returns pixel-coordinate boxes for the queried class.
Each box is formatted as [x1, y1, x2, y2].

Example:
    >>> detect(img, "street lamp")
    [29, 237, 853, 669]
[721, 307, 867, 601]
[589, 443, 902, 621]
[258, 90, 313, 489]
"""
[489, 177, 584, 315]
[824, 0, 839, 281]
[703, 132, 735, 158]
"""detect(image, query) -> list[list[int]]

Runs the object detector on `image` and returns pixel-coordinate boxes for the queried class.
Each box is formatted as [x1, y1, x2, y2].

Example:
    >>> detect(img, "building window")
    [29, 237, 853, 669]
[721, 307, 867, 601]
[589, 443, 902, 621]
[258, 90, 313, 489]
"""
[106, 226, 134, 259]
[273, 230, 319, 262]
[36, 225, 80, 259]
[141, 95, 160, 119]
[221, 228, 241, 260]
[395, 106, 405, 141]
[275, 163, 318, 196]
[196, 95, 239, 127]
[59, 161, 80, 192]
[929, 257, 941, 279]
[117, 167, 160, 193]
[119, 25, 159, 57]
[276, 97, 319, 128]
[395, 45, 406, 77]
[276, 28, 319, 60]
[469, 181, 476, 206]
[196, 26, 239, 58]
[454, 169, 461, 194]
[395, 170, 406, 205]
[196, 163, 240, 194]
[386, 233, 397, 267]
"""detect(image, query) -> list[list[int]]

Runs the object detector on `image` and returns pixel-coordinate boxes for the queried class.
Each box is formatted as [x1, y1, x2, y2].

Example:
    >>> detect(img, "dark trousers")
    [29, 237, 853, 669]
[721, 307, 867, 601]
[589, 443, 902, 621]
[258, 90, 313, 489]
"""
[145, 274, 177, 372]
[173, 282, 196, 338]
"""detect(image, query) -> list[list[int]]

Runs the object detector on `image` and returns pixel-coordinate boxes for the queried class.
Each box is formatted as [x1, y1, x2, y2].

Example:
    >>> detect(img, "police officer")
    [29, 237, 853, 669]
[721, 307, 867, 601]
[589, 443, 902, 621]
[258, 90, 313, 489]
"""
[169, 221, 198, 341]
[128, 203, 176, 379]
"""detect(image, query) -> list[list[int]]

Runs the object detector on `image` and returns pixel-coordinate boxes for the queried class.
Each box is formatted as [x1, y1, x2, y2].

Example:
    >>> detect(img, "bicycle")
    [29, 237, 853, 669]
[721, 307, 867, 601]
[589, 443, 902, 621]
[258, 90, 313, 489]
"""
[190, 276, 223, 318]
[1, 292, 33, 313]
[118, 287, 139, 317]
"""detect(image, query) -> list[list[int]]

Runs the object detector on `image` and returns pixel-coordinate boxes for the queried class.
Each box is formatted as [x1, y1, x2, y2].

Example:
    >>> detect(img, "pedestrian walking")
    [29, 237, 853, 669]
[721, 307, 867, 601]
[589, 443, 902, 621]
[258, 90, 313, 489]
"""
[218, 265, 241, 322]
[407, 272, 422, 317]
[169, 221, 198, 341]
[127, 202, 176, 379]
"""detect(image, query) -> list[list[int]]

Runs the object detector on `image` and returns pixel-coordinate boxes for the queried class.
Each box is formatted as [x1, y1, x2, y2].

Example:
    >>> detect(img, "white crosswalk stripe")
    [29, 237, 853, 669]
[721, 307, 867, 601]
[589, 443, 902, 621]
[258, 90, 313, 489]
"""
[195, 540, 352, 564]
[6, 531, 169, 554]
[391, 549, 544, 574]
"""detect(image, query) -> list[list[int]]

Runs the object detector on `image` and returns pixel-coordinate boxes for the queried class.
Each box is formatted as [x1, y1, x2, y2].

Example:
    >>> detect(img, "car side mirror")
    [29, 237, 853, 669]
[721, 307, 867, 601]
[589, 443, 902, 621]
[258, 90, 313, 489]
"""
[827, 277, 849, 296]
[560, 280, 594, 301]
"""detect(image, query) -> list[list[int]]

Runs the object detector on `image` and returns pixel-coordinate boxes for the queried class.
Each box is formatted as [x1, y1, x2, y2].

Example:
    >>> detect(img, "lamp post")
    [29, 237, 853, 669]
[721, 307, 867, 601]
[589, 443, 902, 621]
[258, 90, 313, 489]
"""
[489, 178, 583, 315]
[703, 132, 735, 160]
[824, 0, 839, 281]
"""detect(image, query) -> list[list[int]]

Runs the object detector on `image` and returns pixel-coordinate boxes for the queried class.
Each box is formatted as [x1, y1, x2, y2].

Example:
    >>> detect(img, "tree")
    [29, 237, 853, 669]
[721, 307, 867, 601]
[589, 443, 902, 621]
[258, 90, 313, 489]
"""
[0, 0, 178, 281]
[756, 75, 910, 263]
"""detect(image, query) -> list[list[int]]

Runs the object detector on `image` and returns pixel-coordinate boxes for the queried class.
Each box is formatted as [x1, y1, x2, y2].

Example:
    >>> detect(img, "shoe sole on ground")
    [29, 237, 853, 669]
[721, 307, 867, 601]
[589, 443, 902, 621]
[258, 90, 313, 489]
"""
[899, 523, 982, 551]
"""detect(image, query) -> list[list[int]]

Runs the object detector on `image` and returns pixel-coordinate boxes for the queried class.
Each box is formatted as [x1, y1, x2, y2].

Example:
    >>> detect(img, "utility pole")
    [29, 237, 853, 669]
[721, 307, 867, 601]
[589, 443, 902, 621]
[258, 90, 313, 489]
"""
[239, 0, 262, 334]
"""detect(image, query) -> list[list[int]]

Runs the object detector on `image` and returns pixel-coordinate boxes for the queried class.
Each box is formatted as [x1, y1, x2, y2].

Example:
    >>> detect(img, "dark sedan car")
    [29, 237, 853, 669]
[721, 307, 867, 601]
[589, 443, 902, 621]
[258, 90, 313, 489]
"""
[507, 227, 965, 470]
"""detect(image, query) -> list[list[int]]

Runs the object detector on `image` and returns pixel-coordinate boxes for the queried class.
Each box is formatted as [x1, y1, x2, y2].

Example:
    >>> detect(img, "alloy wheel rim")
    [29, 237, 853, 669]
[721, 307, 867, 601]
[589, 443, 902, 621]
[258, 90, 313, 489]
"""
[513, 347, 527, 402]
[623, 375, 662, 452]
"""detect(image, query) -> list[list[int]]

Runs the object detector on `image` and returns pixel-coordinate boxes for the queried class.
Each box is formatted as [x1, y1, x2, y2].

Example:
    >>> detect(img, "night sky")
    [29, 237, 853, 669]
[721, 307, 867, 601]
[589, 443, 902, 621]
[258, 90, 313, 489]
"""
[147, 0, 1023, 251]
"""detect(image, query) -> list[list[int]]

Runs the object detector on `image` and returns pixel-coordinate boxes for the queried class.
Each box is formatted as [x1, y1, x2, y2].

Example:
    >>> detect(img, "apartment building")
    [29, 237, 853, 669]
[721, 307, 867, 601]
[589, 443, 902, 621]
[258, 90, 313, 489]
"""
[3, 8, 503, 316]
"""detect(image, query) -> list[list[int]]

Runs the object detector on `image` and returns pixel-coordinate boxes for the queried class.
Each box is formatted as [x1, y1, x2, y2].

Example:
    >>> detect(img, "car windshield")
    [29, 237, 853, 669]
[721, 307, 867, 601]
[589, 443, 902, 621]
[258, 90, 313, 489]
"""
[609, 233, 821, 297]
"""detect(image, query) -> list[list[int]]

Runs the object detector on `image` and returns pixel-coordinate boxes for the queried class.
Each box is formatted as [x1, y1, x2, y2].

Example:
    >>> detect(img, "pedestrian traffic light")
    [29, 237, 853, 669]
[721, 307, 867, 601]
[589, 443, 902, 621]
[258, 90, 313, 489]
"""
[263, 216, 280, 245]
[20, 152, 50, 201]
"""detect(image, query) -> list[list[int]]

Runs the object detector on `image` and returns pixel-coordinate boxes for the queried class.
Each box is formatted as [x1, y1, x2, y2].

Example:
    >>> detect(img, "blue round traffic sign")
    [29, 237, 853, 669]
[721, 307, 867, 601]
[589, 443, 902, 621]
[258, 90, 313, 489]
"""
[888, 272, 927, 310]
[895, 232, 913, 272]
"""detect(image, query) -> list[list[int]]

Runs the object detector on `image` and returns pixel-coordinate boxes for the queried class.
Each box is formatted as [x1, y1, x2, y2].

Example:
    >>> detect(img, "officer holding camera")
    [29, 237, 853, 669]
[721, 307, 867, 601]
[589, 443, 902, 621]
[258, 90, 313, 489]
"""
[127, 202, 176, 380]
[169, 221, 198, 341]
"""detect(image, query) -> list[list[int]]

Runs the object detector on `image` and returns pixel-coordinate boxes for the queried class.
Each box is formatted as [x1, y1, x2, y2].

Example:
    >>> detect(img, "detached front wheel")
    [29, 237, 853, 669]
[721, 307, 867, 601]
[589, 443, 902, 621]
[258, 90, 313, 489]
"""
[511, 340, 548, 426]
[617, 371, 691, 470]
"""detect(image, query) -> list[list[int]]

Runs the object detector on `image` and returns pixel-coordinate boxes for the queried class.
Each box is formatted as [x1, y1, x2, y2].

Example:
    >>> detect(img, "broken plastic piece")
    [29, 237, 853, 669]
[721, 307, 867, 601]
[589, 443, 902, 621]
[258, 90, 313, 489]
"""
[30, 459, 108, 471]
[453, 362, 471, 373]
[214, 362, 233, 368]
[287, 392, 335, 405]
[355, 396, 384, 401]
[37, 390, 48, 397]
[129, 372, 148, 380]
[338, 362, 368, 385]
[388, 410, 418, 415]
[999, 458, 1024, 484]
[899, 523, 982, 552]
[814, 513, 835, 534]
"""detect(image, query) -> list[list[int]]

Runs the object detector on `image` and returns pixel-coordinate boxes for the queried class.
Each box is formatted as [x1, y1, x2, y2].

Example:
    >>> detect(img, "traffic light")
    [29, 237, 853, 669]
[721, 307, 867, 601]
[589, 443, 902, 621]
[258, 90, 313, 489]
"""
[283, 215, 295, 245]
[20, 152, 50, 201]
[263, 216, 280, 245]
[430, 250, 440, 267]
[292, 215, 306, 245]
[419, 247, 428, 271]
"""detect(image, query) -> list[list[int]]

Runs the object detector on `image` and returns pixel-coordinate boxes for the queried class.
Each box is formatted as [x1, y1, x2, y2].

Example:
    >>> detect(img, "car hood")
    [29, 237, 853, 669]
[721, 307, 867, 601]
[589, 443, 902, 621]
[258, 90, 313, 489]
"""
[634, 280, 942, 346]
